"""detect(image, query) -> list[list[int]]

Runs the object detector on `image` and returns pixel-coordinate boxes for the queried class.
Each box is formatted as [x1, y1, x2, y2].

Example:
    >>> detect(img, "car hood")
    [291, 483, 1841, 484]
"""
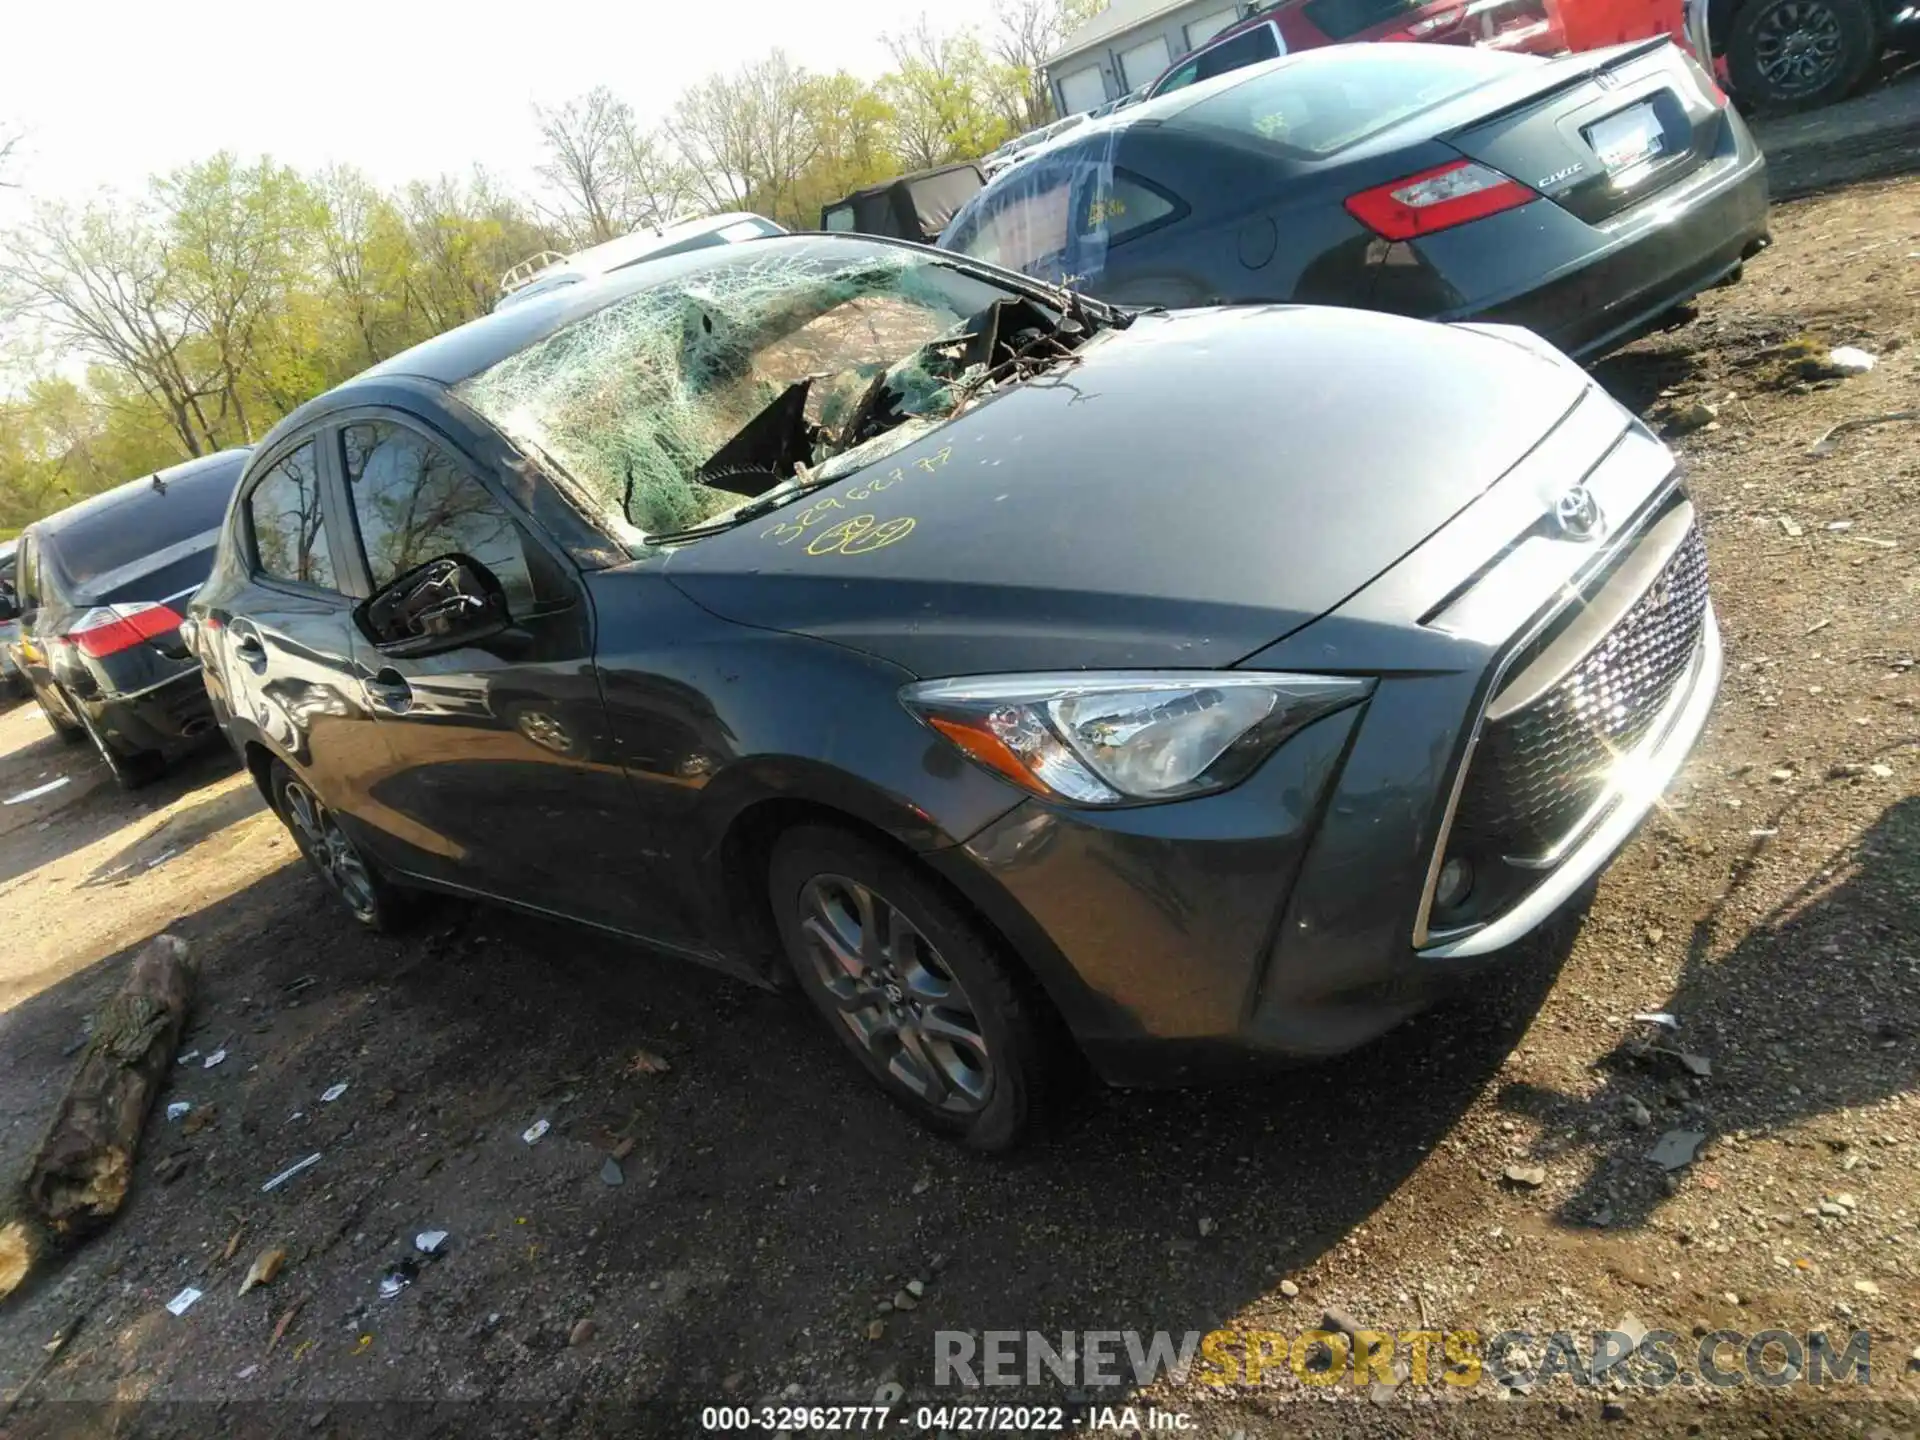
[664, 306, 1587, 677]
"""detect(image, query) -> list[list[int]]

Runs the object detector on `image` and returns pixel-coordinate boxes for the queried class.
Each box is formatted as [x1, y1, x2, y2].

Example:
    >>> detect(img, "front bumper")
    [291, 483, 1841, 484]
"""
[933, 387, 1723, 1086]
[81, 667, 218, 760]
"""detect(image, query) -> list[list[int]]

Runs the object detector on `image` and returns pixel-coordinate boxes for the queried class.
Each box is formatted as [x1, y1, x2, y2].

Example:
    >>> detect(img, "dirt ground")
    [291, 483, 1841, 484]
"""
[2, 171, 1918, 1439]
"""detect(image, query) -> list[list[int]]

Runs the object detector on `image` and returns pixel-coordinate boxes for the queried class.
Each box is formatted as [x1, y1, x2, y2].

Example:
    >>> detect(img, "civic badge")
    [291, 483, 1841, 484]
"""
[1553, 484, 1604, 541]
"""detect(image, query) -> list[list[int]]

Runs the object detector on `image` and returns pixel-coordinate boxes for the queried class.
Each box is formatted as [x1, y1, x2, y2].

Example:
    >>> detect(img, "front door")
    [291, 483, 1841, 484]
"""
[208, 437, 389, 839]
[331, 414, 637, 930]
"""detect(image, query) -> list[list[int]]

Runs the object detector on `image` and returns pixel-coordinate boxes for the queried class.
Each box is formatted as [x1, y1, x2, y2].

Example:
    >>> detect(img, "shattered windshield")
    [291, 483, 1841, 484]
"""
[454, 244, 1093, 542]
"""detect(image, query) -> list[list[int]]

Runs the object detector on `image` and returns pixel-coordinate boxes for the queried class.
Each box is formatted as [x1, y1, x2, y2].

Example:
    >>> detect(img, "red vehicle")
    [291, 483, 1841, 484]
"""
[1149, 0, 1911, 110]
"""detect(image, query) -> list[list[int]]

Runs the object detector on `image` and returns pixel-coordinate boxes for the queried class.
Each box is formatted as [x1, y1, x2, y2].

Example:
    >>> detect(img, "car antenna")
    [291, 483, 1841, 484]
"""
[623, 458, 638, 525]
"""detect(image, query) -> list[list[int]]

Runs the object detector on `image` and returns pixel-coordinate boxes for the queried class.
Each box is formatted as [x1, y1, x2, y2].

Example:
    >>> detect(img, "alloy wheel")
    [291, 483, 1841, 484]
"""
[1752, 0, 1845, 96]
[796, 873, 994, 1113]
[281, 777, 380, 923]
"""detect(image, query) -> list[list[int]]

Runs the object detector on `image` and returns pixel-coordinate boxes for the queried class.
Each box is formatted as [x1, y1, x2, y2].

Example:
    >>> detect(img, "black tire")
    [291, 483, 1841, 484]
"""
[1726, 0, 1880, 112]
[768, 824, 1053, 1151]
[268, 760, 413, 932]
[33, 683, 87, 745]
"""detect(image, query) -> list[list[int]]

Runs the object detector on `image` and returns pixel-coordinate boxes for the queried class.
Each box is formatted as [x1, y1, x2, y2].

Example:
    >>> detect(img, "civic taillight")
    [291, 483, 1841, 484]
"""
[68, 602, 183, 658]
[1345, 159, 1536, 241]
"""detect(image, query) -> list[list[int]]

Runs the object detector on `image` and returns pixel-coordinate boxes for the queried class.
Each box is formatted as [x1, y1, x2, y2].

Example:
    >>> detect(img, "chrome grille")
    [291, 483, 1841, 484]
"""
[1452, 524, 1710, 858]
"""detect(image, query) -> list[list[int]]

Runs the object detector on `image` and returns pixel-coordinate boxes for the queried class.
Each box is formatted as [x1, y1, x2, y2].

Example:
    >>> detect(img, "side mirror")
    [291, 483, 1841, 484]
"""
[354, 554, 510, 659]
[0, 592, 18, 623]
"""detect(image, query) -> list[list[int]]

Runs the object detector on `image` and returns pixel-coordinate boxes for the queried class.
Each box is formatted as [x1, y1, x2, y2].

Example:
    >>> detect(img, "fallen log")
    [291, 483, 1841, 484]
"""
[1, 934, 194, 1299]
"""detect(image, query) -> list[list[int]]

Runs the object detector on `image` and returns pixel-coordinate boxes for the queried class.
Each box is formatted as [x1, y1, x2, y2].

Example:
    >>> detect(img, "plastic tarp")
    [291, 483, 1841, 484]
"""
[935, 129, 1128, 292]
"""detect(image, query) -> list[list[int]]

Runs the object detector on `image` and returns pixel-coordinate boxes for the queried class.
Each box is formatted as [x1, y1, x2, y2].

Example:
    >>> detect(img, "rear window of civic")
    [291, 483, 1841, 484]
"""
[1180, 47, 1512, 157]
[48, 460, 242, 589]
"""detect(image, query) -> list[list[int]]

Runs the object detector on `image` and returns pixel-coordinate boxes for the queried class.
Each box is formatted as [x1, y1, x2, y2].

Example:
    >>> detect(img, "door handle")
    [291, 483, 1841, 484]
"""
[233, 634, 267, 670]
[365, 668, 413, 715]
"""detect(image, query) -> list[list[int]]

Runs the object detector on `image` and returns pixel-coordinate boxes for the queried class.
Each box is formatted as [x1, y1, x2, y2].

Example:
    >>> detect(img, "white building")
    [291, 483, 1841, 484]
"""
[1044, 0, 1256, 114]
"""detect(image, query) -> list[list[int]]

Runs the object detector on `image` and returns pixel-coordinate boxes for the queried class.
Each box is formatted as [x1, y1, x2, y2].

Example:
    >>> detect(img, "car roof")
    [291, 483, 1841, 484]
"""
[31, 449, 253, 539]
[549, 212, 781, 277]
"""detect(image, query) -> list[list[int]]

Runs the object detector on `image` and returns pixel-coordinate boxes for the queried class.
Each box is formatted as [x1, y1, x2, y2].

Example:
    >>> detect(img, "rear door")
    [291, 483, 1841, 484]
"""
[330, 412, 639, 931]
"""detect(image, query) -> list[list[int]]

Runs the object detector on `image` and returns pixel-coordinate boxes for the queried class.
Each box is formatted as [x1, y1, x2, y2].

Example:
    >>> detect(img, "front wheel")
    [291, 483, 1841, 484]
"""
[269, 761, 412, 931]
[769, 825, 1054, 1150]
[1726, 0, 1880, 112]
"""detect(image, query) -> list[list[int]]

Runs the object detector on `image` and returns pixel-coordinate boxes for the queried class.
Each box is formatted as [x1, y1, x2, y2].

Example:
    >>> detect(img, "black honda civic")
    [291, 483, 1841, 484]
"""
[939, 39, 1770, 360]
[10, 451, 251, 787]
[189, 235, 1722, 1148]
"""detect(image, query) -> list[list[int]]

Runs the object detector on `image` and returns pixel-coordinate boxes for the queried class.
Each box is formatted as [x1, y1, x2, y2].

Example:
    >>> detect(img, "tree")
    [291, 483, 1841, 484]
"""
[882, 21, 1014, 169]
[0, 198, 222, 457]
[667, 51, 823, 225]
[534, 87, 641, 245]
[158, 153, 325, 439]
[991, 0, 1107, 128]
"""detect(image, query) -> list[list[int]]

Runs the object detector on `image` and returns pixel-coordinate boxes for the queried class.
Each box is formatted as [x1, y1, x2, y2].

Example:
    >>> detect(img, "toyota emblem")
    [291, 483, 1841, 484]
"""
[1554, 485, 1604, 540]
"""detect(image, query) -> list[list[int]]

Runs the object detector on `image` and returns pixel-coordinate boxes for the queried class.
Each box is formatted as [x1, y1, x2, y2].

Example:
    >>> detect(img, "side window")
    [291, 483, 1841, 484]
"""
[1196, 24, 1281, 82]
[247, 442, 337, 590]
[340, 420, 536, 614]
[1155, 59, 1201, 95]
[1083, 172, 1183, 245]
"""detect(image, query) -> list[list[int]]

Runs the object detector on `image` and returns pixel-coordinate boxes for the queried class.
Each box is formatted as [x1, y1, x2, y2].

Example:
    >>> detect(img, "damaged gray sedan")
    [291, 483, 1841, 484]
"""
[192, 236, 1721, 1148]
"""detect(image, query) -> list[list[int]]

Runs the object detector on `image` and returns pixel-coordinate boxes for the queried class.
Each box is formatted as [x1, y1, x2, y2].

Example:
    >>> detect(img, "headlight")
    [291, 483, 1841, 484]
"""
[901, 671, 1372, 806]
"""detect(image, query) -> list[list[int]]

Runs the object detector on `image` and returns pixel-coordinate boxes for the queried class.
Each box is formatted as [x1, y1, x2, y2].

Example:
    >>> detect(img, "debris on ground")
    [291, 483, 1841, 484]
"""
[239, 1247, 286, 1295]
[260, 1153, 321, 1193]
[1648, 1130, 1708, 1172]
[600, 1158, 624, 1187]
[626, 1049, 671, 1076]
[521, 1119, 551, 1145]
[165, 1101, 191, 1122]
[569, 1318, 597, 1347]
[1805, 408, 1918, 456]
[165, 1287, 202, 1316]
[1825, 345, 1876, 374]
[4, 777, 70, 805]
[1503, 1165, 1547, 1188]
[1631, 1012, 1678, 1029]
[268, 1299, 304, 1353]
[379, 1258, 419, 1299]
[415, 1230, 448, 1255]
[320, 1082, 348, 1103]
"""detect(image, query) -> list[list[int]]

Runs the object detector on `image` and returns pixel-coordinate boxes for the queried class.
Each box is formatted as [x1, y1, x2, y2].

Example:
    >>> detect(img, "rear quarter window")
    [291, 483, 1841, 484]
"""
[1179, 46, 1511, 157]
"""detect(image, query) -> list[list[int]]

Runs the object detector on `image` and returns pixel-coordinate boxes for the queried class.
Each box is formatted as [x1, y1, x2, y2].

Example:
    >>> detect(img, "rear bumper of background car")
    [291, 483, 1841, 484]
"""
[81, 667, 219, 760]
[1395, 117, 1770, 359]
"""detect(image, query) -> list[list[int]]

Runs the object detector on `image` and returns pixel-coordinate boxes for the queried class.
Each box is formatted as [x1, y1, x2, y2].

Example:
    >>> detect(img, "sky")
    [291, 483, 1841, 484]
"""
[0, 0, 962, 217]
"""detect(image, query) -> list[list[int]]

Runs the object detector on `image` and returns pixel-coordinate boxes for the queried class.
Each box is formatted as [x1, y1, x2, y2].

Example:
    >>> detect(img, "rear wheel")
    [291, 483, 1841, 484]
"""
[768, 825, 1053, 1150]
[269, 761, 411, 931]
[1727, 0, 1880, 111]
[33, 681, 87, 745]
